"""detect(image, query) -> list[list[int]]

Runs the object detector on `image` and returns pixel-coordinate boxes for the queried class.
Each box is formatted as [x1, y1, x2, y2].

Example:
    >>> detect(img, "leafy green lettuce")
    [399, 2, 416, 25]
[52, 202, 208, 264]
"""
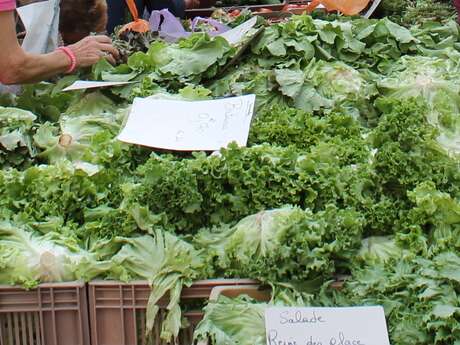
[194, 295, 266, 345]
[0, 107, 38, 169]
[0, 221, 108, 288]
[194, 206, 363, 289]
[377, 56, 460, 156]
[106, 229, 205, 342]
[96, 33, 234, 99]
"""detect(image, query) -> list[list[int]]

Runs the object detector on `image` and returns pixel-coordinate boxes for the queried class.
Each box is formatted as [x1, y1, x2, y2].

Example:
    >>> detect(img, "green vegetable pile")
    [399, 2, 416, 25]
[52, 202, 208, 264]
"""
[1, 12, 460, 345]
[378, 0, 455, 26]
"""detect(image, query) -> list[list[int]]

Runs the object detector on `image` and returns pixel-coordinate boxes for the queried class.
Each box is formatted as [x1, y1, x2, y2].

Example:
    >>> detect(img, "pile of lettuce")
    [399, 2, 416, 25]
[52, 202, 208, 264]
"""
[1, 13, 460, 345]
[379, 0, 455, 26]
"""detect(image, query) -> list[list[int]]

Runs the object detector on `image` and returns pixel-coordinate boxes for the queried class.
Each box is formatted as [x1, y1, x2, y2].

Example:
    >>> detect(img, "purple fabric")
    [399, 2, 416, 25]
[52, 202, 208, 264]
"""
[148, 9, 229, 42]
[191, 17, 229, 34]
[149, 9, 190, 42]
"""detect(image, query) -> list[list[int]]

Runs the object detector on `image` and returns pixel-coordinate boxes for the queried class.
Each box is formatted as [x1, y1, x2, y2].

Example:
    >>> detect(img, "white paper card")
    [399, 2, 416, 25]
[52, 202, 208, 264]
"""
[62, 81, 136, 92]
[17, 0, 60, 54]
[218, 17, 258, 45]
[117, 95, 256, 151]
[265, 306, 390, 345]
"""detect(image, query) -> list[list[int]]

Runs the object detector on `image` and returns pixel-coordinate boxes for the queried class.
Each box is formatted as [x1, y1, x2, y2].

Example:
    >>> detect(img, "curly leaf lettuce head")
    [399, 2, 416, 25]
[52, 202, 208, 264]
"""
[107, 229, 204, 342]
[0, 221, 108, 288]
[0, 107, 38, 169]
[407, 182, 460, 253]
[0, 160, 123, 227]
[34, 114, 119, 165]
[378, 56, 460, 156]
[195, 206, 363, 287]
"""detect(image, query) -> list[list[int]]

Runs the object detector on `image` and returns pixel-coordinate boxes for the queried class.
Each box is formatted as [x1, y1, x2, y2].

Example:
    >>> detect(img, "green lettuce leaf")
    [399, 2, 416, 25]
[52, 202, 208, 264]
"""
[377, 56, 460, 156]
[107, 229, 204, 342]
[0, 221, 108, 288]
[194, 206, 363, 288]
[0, 106, 38, 169]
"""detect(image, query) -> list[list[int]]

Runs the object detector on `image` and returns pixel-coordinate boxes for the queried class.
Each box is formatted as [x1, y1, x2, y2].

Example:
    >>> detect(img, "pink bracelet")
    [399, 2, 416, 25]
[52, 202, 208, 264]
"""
[57, 46, 77, 74]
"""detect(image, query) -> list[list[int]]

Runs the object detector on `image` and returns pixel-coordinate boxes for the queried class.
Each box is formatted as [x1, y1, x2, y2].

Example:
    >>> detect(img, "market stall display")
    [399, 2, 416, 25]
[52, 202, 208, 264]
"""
[1, 3, 460, 344]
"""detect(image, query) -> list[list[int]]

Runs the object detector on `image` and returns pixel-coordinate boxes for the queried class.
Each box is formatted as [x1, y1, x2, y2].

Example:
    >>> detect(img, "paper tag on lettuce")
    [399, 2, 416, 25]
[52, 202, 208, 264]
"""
[62, 81, 137, 92]
[218, 17, 258, 45]
[117, 95, 256, 151]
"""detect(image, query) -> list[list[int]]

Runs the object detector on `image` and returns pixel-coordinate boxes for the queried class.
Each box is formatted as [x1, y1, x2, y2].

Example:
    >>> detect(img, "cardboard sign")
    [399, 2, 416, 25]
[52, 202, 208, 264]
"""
[62, 81, 137, 92]
[265, 306, 390, 345]
[117, 95, 256, 151]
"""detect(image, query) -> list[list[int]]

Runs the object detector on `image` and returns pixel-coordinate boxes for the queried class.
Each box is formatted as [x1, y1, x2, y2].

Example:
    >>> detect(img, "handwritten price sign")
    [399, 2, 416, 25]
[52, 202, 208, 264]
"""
[265, 307, 390, 345]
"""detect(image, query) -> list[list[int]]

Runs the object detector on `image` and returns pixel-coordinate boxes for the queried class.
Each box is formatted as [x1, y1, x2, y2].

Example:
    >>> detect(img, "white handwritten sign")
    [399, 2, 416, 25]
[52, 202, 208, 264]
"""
[62, 80, 136, 92]
[265, 307, 390, 345]
[117, 95, 256, 151]
[218, 17, 258, 45]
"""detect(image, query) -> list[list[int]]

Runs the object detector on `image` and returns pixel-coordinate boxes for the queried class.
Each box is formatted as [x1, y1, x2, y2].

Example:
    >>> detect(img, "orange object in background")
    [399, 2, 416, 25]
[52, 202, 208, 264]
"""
[306, 0, 371, 15]
[119, 0, 150, 33]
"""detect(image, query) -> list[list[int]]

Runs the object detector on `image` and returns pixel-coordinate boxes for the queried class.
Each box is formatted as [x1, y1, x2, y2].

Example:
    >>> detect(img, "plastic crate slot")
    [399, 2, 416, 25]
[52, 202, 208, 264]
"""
[0, 312, 42, 345]
[0, 283, 89, 345]
[89, 280, 259, 345]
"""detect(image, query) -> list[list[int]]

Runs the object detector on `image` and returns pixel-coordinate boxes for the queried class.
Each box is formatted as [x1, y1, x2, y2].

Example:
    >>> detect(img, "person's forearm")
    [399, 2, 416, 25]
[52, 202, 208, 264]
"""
[0, 11, 118, 85]
[0, 10, 71, 85]
[2, 50, 70, 85]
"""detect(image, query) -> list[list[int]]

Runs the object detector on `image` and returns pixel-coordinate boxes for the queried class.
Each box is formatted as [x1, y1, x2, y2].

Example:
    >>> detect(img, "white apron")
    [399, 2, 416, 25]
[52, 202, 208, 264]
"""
[0, 0, 60, 94]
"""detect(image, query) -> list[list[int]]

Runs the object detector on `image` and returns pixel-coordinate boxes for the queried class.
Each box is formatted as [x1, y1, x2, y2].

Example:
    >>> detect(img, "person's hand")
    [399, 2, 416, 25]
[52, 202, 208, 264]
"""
[68, 35, 119, 67]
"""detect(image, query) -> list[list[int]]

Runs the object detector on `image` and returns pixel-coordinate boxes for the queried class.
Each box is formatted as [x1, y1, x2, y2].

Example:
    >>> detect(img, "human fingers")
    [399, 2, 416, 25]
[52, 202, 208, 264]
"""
[91, 35, 112, 44]
[104, 53, 116, 65]
[98, 43, 119, 59]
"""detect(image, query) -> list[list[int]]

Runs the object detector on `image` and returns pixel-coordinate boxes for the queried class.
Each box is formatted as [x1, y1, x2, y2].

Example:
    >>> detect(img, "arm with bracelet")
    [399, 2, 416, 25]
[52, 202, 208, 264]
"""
[0, 0, 119, 85]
